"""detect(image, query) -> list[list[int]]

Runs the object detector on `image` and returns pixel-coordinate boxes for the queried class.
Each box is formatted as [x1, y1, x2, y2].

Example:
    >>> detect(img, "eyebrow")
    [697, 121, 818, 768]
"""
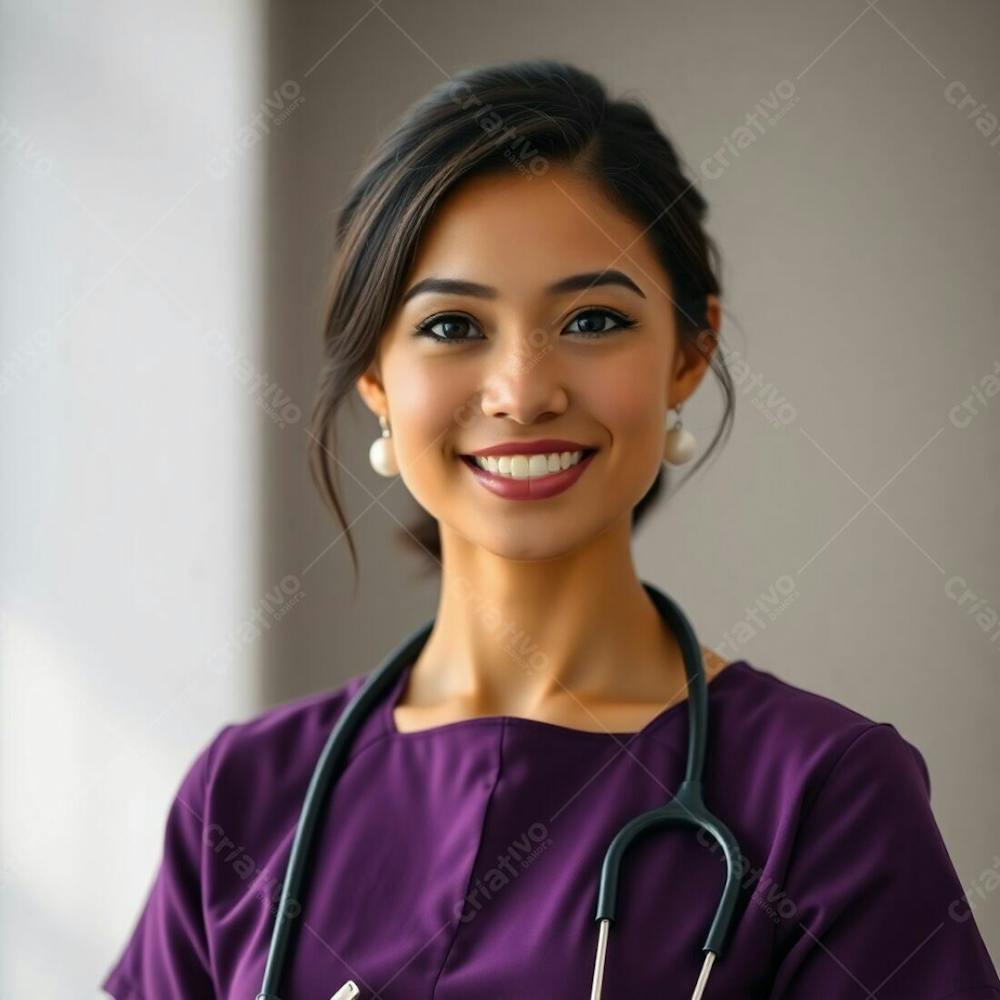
[400, 269, 647, 306]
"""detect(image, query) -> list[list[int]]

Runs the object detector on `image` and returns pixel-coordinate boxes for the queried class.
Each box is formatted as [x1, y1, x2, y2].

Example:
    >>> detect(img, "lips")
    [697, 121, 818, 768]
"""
[459, 448, 598, 501]
[463, 438, 596, 458]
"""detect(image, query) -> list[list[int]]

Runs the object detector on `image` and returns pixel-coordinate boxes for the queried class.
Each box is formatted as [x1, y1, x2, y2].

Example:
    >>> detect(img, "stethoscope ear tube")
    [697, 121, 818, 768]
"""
[256, 619, 435, 1000]
[593, 780, 743, 954]
[590, 584, 744, 999]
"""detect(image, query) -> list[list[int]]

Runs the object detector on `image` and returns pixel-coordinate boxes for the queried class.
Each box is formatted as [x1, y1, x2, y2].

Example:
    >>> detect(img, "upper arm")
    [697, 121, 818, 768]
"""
[767, 723, 1000, 999]
[100, 726, 231, 999]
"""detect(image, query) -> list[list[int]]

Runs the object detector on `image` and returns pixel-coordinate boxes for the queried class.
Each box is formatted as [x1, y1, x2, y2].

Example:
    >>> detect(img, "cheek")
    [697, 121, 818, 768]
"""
[383, 361, 470, 470]
[597, 380, 659, 432]
[582, 356, 665, 466]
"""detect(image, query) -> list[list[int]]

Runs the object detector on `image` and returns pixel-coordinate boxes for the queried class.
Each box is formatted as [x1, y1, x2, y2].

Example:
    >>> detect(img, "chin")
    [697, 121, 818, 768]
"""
[463, 522, 599, 563]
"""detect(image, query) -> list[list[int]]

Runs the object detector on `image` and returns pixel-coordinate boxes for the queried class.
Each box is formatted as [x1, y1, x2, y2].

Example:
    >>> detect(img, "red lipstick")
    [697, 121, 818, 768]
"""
[464, 438, 595, 458]
[459, 444, 598, 500]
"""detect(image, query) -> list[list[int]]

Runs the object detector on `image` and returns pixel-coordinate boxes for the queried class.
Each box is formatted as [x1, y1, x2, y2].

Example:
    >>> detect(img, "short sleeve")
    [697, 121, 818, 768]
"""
[768, 723, 1000, 999]
[101, 725, 230, 999]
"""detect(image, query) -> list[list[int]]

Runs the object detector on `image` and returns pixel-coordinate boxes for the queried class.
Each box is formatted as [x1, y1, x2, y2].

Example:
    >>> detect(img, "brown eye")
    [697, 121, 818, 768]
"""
[413, 314, 484, 344]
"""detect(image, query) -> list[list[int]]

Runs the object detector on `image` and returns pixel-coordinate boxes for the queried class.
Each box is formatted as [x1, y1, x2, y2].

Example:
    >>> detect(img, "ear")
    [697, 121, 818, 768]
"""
[669, 293, 721, 408]
[355, 363, 388, 421]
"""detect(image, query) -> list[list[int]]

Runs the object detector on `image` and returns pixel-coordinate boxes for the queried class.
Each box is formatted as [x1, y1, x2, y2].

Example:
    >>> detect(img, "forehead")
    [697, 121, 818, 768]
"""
[403, 165, 666, 295]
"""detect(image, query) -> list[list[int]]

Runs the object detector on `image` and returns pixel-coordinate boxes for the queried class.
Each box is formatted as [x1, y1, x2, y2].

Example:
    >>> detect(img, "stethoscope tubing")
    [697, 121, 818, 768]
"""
[255, 621, 433, 1000]
[256, 582, 743, 1000]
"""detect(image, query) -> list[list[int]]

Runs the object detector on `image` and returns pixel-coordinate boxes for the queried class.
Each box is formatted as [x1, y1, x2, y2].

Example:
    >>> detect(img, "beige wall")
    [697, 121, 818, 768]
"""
[261, 0, 1000, 963]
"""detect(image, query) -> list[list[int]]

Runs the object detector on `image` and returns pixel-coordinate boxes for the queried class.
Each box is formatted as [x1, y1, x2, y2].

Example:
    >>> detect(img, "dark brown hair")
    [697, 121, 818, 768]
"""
[308, 59, 735, 586]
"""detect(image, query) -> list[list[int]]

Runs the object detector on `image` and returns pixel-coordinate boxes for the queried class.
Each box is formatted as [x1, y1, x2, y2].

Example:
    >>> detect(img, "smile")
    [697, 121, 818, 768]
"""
[459, 448, 598, 500]
[470, 450, 591, 478]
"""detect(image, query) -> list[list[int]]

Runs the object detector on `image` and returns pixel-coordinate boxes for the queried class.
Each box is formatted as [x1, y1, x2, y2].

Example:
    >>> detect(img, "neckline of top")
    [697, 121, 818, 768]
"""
[380, 652, 751, 741]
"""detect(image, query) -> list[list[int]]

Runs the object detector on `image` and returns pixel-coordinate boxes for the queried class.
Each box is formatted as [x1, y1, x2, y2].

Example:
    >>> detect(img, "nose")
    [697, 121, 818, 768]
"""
[476, 325, 569, 424]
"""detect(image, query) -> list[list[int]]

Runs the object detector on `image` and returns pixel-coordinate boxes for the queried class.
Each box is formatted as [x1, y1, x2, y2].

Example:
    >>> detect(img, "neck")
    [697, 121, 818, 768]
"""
[407, 515, 692, 717]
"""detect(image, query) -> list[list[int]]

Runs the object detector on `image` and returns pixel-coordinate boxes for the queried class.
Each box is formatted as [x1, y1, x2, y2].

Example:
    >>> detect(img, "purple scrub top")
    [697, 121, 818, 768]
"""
[102, 655, 1000, 999]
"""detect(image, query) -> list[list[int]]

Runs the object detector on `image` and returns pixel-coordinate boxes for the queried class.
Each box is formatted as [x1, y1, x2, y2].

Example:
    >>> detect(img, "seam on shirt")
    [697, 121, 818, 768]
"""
[796, 721, 889, 819]
[343, 729, 403, 764]
[766, 723, 903, 990]
[428, 716, 507, 1000]
[744, 664, 877, 729]
[778, 726, 997, 999]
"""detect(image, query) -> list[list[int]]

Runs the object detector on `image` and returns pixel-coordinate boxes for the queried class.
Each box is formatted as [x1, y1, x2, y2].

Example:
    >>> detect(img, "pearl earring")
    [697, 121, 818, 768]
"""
[369, 414, 399, 477]
[663, 405, 697, 465]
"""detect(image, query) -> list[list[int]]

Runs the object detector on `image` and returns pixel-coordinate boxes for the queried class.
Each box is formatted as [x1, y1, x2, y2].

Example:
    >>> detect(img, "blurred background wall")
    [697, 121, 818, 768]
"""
[0, 1, 265, 993]
[0, 0, 998, 994]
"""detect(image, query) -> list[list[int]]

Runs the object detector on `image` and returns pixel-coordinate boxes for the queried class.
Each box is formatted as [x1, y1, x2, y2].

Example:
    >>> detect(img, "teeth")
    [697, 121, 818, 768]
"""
[473, 450, 588, 479]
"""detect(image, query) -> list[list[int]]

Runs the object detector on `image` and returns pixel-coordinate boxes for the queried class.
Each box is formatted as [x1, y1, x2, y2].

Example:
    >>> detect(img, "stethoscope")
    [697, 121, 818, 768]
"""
[256, 580, 743, 1000]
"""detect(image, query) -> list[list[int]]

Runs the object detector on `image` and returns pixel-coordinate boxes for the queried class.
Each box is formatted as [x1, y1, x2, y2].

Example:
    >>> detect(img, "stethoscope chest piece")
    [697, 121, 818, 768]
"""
[330, 980, 360, 1000]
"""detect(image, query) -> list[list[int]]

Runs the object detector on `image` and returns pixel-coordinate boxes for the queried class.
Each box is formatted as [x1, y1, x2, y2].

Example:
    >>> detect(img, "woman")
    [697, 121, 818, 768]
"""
[102, 59, 1000, 999]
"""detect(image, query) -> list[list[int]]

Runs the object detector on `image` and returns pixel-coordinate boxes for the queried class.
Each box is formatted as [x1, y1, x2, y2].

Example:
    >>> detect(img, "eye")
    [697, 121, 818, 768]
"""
[564, 308, 638, 338]
[412, 307, 638, 346]
[413, 313, 484, 344]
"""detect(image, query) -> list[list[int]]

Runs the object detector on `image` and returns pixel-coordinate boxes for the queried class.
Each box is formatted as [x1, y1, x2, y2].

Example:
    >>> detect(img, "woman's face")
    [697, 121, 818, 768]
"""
[358, 165, 716, 561]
